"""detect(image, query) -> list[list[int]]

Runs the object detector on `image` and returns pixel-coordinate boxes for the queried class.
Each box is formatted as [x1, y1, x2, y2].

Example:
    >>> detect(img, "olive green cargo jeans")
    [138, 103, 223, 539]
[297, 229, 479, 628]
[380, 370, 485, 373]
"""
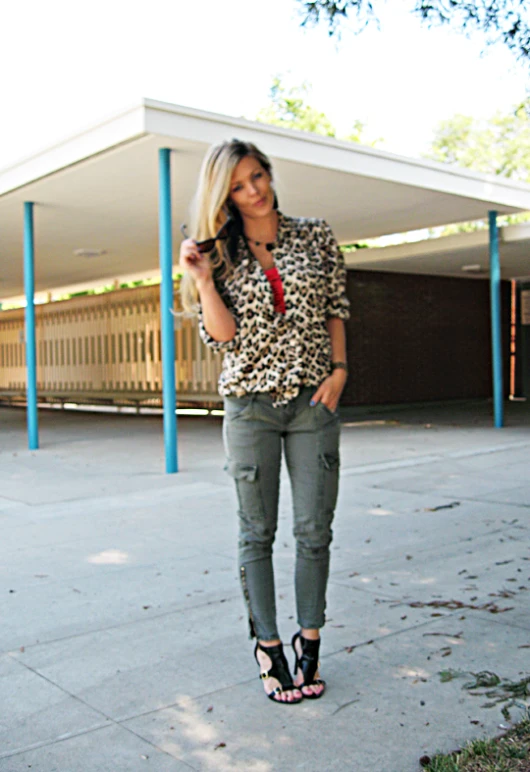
[223, 387, 340, 641]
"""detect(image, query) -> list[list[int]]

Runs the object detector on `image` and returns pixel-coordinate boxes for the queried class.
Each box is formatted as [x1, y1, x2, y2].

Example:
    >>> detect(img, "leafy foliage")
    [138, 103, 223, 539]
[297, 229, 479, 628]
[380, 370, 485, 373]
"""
[416, 0, 530, 63]
[54, 277, 164, 303]
[427, 101, 530, 182]
[256, 76, 381, 145]
[424, 100, 530, 234]
[299, 0, 378, 35]
[298, 0, 530, 63]
[256, 77, 336, 136]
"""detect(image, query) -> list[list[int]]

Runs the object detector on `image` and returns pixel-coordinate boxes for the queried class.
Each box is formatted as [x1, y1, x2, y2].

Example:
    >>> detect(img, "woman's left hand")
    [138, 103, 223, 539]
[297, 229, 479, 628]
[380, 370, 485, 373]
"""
[310, 369, 347, 413]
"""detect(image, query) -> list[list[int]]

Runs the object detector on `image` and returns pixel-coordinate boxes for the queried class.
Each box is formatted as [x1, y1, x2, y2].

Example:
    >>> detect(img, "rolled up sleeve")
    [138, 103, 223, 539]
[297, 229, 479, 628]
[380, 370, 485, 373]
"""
[197, 286, 241, 354]
[319, 220, 350, 320]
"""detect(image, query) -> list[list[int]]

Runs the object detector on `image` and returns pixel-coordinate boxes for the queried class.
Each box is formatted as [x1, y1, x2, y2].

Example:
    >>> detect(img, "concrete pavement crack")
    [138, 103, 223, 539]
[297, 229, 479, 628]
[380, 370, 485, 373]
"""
[2, 594, 242, 656]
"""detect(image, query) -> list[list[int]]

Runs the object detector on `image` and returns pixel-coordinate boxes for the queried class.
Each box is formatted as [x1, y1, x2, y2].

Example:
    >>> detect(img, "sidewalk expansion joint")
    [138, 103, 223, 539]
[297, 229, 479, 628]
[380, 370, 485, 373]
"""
[328, 523, 528, 578]
[0, 723, 113, 762]
[340, 439, 530, 477]
[454, 495, 530, 509]
[4, 594, 242, 655]
[322, 609, 465, 661]
[115, 676, 262, 725]
[3, 656, 199, 769]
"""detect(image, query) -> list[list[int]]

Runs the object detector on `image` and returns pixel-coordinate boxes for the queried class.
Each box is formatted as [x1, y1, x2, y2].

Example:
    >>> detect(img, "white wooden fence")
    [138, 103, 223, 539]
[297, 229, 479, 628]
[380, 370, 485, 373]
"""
[0, 285, 222, 406]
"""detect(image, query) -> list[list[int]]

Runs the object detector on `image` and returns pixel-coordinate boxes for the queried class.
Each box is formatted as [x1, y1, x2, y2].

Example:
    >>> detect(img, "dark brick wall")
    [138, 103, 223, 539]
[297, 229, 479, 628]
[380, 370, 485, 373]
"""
[342, 270, 511, 406]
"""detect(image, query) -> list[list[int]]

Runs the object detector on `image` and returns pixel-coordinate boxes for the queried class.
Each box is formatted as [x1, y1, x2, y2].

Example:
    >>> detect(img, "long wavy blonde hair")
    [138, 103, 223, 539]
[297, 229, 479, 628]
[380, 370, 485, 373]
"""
[180, 139, 274, 312]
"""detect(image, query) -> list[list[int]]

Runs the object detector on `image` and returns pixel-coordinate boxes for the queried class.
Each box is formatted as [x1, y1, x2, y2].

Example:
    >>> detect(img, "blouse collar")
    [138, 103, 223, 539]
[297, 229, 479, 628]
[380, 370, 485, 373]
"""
[236, 210, 288, 267]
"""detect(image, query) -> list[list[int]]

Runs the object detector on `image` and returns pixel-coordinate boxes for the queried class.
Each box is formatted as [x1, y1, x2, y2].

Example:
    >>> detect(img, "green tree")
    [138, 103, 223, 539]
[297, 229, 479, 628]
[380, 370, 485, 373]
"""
[425, 100, 530, 233]
[256, 77, 381, 145]
[427, 102, 530, 181]
[256, 77, 337, 136]
[298, 1, 530, 65]
[344, 118, 369, 143]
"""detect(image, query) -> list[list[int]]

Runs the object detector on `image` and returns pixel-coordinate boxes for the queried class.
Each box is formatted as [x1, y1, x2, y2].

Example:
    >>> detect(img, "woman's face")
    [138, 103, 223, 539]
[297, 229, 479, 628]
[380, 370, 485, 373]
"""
[229, 155, 274, 220]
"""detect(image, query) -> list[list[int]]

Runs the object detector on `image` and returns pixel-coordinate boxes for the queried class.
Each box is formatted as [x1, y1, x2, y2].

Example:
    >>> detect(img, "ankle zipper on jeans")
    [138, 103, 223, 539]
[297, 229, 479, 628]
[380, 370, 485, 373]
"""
[240, 566, 257, 640]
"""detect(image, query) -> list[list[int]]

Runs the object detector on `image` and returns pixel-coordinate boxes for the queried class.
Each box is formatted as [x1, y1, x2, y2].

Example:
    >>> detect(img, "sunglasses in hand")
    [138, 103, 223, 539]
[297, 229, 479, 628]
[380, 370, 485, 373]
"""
[180, 217, 232, 254]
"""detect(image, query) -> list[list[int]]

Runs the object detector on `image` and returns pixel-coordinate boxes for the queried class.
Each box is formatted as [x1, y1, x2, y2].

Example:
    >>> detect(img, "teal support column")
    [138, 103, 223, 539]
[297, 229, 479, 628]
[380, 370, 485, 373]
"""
[24, 201, 39, 450]
[488, 211, 504, 428]
[158, 148, 178, 472]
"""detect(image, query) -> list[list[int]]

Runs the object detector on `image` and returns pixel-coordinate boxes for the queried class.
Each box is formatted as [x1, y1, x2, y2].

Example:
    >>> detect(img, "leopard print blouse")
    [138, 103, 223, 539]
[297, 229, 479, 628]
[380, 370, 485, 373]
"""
[198, 212, 350, 407]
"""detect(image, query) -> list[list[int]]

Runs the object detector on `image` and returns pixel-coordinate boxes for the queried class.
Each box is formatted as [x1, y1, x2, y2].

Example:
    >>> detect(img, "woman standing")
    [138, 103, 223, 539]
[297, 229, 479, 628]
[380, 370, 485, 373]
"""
[179, 139, 350, 704]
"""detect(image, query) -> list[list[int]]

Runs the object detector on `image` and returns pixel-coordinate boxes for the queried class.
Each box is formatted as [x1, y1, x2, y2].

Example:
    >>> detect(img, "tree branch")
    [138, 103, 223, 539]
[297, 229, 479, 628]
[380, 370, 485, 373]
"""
[297, 0, 530, 63]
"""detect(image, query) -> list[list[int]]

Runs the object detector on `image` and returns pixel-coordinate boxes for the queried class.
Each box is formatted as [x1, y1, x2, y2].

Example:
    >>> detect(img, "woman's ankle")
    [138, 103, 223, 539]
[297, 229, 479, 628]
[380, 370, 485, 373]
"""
[300, 628, 320, 641]
[259, 638, 282, 647]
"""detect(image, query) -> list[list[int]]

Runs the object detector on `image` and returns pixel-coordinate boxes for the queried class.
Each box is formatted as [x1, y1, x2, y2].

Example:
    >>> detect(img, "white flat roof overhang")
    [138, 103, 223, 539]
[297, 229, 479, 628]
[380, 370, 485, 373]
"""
[345, 223, 530, 280]
[2, 98, 530, 300]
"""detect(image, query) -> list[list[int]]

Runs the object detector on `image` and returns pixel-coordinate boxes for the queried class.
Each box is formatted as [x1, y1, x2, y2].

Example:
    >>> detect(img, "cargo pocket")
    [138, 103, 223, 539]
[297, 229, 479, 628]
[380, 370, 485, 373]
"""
[224, 458, 265, 520]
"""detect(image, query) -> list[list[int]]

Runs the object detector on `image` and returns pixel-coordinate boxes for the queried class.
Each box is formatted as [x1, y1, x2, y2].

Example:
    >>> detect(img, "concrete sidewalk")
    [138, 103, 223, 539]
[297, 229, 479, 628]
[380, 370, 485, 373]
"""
[1, 401, 530, 772]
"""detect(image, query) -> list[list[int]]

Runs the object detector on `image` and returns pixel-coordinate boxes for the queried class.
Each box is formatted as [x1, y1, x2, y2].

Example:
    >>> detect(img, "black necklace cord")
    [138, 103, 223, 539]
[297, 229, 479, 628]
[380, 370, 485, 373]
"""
[245, 234, 276, 252]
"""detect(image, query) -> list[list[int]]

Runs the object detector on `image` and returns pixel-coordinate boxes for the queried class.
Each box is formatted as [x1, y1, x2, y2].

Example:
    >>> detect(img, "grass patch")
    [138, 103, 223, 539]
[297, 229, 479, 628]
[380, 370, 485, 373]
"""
[421, 717, 530, 770]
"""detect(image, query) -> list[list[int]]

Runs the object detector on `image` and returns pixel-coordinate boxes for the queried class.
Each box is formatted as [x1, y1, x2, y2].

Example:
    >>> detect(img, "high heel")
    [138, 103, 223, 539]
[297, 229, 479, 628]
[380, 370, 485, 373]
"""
[292, 632, 326, 699]
[254, 642, 303, 704]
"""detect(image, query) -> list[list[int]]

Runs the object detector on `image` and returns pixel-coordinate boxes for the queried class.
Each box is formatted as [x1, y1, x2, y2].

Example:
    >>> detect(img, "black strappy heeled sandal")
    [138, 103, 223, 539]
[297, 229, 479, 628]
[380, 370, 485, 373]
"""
[291, 631, 326, 699]
[254, 642, 303, 704]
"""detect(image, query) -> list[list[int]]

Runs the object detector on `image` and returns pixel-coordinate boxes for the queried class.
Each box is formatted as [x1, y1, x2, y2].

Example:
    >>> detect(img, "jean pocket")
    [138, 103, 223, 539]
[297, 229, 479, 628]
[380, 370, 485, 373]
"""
[223, 395, 254, 420]
[316, 401, 340, 421]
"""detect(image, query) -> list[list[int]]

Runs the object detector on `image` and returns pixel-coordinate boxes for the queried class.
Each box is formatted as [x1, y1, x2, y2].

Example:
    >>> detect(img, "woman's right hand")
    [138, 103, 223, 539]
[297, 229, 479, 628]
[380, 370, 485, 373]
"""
[179, 238, 213, 288]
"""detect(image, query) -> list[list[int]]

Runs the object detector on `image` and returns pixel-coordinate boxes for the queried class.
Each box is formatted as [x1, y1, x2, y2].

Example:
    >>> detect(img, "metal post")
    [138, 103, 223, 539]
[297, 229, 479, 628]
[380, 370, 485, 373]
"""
[158, 148, 178, 472]
[24, 201, 39, 450]
[488, 210, 504, 428]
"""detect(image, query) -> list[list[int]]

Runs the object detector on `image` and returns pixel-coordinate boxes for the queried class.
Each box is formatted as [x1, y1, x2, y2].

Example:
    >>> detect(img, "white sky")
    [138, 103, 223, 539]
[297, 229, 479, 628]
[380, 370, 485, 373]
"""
[0, 0, 528, 171]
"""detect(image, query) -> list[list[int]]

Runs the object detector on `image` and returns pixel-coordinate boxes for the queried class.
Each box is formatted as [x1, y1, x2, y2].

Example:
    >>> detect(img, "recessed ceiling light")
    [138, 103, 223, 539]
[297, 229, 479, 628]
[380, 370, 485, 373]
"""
[461, 264, 484, 273]
[73, 248, 107, 258]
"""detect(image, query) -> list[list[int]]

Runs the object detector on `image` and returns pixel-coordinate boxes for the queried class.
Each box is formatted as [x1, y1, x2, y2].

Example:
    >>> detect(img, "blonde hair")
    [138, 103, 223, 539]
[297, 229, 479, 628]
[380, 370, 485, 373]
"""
[180, 139, 274, 312]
